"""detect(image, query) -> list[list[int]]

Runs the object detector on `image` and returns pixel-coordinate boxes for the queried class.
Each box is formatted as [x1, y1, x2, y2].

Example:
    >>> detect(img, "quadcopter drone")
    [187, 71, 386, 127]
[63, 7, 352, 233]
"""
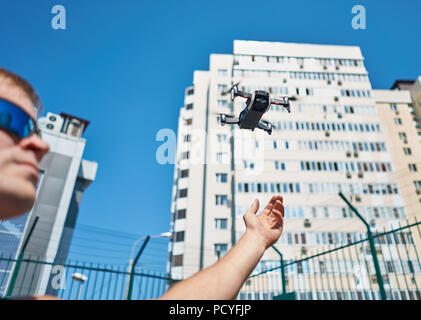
[219, 83, 291, 135]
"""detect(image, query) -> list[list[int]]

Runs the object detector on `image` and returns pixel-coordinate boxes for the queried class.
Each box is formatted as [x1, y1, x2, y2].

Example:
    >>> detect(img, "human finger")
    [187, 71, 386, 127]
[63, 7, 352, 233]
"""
[261, 195, 277, 216]
[270, 199, 284, 217]
[271, 204, 284, 227]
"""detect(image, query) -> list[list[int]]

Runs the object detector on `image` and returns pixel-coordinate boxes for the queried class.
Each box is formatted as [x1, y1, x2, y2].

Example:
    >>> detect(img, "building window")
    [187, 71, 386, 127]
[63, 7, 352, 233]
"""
[214, 243, 228, 256]
[182, 151, 189, 159]
[218, 84, 228, 92]
[390, 104, 398, 112]
[297, 262, 303, 274]
[215, 195, 228, 206]
[328, 232, 333, 244]
[216, 152, 228, 163]
[218, 99, 228, 108]
[409, 164, 418, 172]
[216, 173, 228, 183]
[319, 261, 325, 273]
[216, 134, 227, 143]
[184, 134, 191, 142]
[176, 209, 186, 219]
[403, 147, 412, 155]
[237, 183, 245, 193]
[172, 254, 183, 267]
[179, 189, 188, 198]
[185, 103, 193, 110]
[174, 231, 185, 242]
[275, 161, 285, 170]
[180, 169, 189, 178]
[394, 118, 402, 125]
[185, 118, 192, 126]
[386, 261, 395, 273]
[347, 233, 352, 244]
[399, 132, 407, 141]
[215, 218, 228, 230]
[218, 69, 228, 77]
[301, 233, 306, 244]
[287, 233, 292, 245]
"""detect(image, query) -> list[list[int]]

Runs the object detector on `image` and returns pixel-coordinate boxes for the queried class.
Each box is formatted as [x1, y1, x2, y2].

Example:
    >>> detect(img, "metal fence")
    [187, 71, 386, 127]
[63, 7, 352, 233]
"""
[2, 220, 420, 300]
[0, 255, 172, 300]
[239, 219, 421, 300]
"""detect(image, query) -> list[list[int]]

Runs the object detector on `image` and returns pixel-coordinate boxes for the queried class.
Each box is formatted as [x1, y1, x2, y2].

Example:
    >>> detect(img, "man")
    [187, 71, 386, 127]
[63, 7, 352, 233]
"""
[0, 67, 54, 299]
[0, 68, 50, 219]
[0, 67, 284, 300]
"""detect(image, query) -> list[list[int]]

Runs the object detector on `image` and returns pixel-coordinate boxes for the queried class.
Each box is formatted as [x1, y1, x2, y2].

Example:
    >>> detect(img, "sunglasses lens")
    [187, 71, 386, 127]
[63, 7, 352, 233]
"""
[0, 99, 38, 138]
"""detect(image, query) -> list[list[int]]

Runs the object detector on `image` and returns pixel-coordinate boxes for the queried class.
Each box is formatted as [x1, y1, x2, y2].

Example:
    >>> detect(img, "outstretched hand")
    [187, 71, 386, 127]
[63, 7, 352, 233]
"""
[243, 195, 284, 249]
[159, 195, 285, 300]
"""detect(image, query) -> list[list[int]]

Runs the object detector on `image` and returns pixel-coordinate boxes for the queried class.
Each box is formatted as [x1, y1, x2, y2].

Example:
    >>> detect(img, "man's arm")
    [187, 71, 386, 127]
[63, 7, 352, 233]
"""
[159, 195, 284, 300]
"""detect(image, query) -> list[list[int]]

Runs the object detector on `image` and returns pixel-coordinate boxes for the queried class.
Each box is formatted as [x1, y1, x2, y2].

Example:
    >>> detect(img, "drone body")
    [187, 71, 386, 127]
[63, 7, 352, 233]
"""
[220, 84, 291, 135]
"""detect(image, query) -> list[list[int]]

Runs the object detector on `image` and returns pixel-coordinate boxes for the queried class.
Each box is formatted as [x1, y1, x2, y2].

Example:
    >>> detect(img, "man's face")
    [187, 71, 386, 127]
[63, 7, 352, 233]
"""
[0, 77, 50, 220]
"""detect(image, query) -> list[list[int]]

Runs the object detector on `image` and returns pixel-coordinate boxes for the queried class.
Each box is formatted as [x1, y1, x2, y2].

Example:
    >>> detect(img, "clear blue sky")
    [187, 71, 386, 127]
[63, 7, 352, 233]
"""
[1, 0, 420, 267]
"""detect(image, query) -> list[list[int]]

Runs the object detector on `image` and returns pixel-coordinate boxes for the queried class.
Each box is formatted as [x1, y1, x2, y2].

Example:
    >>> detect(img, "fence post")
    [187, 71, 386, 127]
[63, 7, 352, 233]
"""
[271, 246, 286, 295]
[339, 192, 387, 300]
[5, 216, 39, 298]
[127, 235, 150, 300]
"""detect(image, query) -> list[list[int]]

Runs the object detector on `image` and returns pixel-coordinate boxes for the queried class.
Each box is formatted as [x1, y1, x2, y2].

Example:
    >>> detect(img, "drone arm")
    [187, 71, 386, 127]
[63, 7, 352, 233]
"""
[227, 84, 251, 101]
[271, 97, 291, 113]
[271, 96, 289, 106]
[256, 121, 273, 135]
[220, 114, 239, 125]
[234, 90, 251, 99]
[223, 117, 239, 124]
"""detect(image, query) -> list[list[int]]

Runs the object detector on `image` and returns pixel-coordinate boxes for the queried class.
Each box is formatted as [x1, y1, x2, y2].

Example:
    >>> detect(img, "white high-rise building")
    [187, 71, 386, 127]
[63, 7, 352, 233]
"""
[167, 40, 411, 297]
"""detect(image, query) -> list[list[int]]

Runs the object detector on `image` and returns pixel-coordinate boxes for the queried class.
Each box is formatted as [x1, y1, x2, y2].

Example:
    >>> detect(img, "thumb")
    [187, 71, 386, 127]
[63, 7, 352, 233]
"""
[246, 199, 259, 215]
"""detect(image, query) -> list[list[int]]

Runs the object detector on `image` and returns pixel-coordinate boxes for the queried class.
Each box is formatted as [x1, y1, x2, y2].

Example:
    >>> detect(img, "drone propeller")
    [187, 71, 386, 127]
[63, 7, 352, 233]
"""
[221, 81, 241, 96]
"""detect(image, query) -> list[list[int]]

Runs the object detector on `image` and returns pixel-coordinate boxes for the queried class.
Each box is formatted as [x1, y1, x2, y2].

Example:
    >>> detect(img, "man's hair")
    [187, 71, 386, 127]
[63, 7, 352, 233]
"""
[0, 67, 42, 111]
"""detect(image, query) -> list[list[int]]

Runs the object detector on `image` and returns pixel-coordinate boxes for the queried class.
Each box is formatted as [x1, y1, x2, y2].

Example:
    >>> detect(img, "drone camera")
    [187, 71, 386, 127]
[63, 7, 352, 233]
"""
[253, 91, 270, 112]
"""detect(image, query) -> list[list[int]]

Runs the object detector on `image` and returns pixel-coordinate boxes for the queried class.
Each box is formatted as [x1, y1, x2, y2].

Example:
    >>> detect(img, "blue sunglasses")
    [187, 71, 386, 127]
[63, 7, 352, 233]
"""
[0, 98, 41, 139]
